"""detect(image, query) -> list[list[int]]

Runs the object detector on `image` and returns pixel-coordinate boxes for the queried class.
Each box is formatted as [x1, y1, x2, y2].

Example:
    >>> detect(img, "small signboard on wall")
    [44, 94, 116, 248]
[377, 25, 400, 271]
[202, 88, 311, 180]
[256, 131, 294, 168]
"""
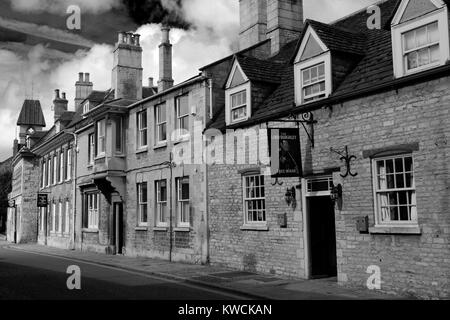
[269, 128, 303, 178]
[37, 194, 48, 208]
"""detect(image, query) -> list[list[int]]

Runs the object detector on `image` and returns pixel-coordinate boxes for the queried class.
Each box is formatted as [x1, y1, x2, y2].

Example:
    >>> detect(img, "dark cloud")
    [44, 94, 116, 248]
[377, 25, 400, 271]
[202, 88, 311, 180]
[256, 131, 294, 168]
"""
[122, 0, 190, 29]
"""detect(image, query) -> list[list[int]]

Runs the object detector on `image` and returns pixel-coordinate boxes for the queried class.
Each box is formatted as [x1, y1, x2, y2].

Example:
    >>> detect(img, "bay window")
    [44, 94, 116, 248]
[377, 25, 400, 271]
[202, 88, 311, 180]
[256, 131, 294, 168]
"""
[96, 120, 106, 157]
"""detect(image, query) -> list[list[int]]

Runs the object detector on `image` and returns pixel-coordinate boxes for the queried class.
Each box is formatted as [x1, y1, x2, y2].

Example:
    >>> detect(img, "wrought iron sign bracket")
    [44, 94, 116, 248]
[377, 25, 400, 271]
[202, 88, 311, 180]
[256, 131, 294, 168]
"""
[266, 112, 317, 148]
[330, 146, 358, 178]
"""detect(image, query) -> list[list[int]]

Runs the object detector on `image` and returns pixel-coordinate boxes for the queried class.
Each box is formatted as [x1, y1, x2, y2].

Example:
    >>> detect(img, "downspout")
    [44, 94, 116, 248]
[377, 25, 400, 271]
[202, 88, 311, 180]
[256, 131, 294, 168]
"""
[169, 152, 174, 262]
[208, 78, 213, 120]
[67, 131, 78, 250]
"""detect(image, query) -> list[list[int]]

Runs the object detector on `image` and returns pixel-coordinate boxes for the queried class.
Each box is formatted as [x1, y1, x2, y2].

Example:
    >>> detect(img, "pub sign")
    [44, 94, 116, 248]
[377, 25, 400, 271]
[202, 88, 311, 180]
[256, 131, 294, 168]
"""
[269, 128, 303, 177]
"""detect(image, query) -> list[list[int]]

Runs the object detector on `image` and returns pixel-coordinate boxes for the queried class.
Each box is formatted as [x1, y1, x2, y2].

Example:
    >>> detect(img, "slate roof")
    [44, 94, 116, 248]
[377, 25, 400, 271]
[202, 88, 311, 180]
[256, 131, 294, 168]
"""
[208, 0, 450, 130]
[16, 100, 46, 127]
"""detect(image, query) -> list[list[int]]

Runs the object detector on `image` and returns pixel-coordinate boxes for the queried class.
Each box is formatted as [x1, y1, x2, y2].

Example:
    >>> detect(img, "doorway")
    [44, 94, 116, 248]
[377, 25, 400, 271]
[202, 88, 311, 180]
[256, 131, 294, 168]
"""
[307, 196, 337, 278]
[113, 203, 124, 255]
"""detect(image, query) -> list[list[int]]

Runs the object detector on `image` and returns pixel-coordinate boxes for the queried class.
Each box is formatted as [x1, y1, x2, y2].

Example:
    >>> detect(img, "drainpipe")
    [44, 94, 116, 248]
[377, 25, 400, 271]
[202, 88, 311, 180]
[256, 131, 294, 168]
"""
[208, 78, 213, 120]
[67, 131, 78, 250]
[168, 153, 173, 262]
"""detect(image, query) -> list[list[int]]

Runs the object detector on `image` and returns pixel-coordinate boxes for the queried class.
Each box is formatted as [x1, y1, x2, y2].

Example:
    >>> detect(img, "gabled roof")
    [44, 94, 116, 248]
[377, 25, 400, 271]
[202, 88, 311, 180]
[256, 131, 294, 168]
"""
[17, 100, 46, 127]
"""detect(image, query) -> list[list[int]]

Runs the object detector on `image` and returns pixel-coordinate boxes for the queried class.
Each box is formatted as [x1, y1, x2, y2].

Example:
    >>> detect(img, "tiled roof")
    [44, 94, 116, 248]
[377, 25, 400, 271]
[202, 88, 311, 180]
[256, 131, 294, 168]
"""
[143, 86, 157, 98]
[17, 100, 46, 127]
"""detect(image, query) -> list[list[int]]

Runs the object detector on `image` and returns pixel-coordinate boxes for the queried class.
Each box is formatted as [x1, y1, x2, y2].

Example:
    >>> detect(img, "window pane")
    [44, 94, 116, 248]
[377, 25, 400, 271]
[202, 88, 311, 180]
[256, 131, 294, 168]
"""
[404, 30, 415, 51]
[416, 25, 427, 47]
[311, 66, 318, 82]
[430, 45, 440, 63]
[177, 95, 189, 116]
[407, 51, 418, 69]
[302, 69, 310, 85]
[428, 22, 439, 43]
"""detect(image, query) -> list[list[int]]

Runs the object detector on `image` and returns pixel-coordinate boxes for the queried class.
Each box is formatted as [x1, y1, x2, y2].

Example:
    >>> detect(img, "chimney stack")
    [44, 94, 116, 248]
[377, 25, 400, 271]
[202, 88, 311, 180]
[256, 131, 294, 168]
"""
[238, 0, 303, 55]
[111, 31, 143, 100]
[158, 26, 174, 92]
[75, 72, 93, 112]
[238, 0, 268, 51]
[53, 89, 68, 122]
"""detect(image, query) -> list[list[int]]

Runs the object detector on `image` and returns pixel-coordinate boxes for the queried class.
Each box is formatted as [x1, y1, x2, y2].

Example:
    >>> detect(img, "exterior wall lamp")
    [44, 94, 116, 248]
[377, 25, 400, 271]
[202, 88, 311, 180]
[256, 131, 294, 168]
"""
[285, 187, 296, 207]
[331, 184, 343, 202]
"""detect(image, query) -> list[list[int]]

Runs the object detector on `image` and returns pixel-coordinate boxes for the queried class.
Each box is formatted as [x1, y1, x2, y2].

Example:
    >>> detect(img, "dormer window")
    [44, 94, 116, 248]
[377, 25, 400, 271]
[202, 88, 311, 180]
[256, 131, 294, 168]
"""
[294, 25, 332, 105]
[230, 90, 247, 122]
[83, 101, 90, 114]
[225, 60, 251, 125]
[391, 0, 449, 78]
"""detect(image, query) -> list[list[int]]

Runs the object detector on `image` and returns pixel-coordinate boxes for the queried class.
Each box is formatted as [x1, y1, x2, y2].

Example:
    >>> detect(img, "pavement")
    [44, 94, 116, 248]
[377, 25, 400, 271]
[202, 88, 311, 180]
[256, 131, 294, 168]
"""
[0, 240, 403, 300]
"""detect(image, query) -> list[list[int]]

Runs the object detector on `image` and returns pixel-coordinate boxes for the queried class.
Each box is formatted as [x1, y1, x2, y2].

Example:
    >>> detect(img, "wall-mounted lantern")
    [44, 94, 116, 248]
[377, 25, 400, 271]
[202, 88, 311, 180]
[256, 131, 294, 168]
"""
[330, 184, 343, 202]
[285, 187, 296, 208]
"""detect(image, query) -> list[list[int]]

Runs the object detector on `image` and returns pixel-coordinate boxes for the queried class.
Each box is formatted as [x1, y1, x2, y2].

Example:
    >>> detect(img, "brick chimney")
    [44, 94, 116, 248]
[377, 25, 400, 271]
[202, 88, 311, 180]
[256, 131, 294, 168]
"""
[112, 31, 143, 100]
[53, 89, 68, 122]
[75, 72, 93, 112]
[238, 0, 268, 51]
[266, 0, 303, 55]
[158, 26, 174, 92]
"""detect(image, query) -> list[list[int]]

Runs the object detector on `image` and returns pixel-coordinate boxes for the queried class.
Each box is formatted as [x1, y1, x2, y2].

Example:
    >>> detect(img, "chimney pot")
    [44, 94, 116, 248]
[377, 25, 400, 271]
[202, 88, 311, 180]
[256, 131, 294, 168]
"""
[134, 34, 141, 46]
[55, 89, 60, 99]
[84, 73, 90, 82]
[62, 92, 66, 100]
[118, 32, 124, 43]
[149, 77, 154, 87]
[161, 26, 170, 43]
[78, 72, 83, 82]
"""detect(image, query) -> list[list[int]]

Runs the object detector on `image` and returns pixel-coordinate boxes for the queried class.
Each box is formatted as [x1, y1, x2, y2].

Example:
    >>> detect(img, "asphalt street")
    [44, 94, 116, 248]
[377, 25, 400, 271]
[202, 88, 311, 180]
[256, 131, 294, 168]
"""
[0, 245, 246, 300]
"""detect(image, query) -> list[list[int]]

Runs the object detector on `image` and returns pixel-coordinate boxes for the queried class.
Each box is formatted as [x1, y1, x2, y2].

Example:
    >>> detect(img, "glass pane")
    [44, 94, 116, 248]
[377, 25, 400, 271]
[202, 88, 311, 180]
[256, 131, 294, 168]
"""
[318, 63, 325, 78]
[388, 192, 398, 206]
[181, 180, 189, 200]
[428, 22, 439, 43]
[430, 45, 440, 63]
[386, 160, 394, 174]
[404, 30, 415, 51]
[386, 174, 395, 189]
[418, 48, 430, 66]
[390, 207, 399, 221]
[302, 69, 310, 85]
[311, 67, 318, 82]
[416, 25, 427, 47]
[160, 182, 167, 201]
[399, 206, 409, 221]
[396, 174, 405, 188]
[404, 157, 413, 172]
[142, 205, 148, 223]
[177, 95, 189, 116]
[398, 191, 408, 205]
[407, 51, 418, 69]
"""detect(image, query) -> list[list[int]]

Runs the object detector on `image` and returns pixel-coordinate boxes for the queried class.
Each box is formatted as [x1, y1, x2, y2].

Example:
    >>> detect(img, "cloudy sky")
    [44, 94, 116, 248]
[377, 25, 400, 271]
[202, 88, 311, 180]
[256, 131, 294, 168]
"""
[0, 0, 380, 161]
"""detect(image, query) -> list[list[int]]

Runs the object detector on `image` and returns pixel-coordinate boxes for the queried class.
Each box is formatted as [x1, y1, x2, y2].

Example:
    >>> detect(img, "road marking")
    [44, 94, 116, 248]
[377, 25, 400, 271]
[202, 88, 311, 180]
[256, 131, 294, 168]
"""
[3, 246, 252, 300]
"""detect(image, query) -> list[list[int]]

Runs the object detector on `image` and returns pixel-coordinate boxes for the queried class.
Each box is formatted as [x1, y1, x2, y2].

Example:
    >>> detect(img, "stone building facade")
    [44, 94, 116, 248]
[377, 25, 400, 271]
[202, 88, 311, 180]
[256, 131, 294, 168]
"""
[206, 0, 450, 299]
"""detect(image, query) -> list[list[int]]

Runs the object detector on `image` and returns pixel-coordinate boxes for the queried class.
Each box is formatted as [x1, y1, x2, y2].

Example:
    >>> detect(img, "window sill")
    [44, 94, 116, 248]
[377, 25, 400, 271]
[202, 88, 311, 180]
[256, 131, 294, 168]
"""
[174, 227, 191, 232]
[153, 142, 168, 150]
[82, 228, 99, 234]
[135, 227, 148, 232]
[153, 226, 168, 232]
[369, 226, 421, 235]
[136, 147, 148, 154]
[95, 155, 106, 161]
[240, 224, 269, 231]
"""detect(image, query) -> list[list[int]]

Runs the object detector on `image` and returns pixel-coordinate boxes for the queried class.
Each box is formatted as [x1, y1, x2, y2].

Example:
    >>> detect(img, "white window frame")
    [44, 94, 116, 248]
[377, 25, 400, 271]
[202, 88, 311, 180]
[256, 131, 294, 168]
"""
[96, 120, 106, 157]
[64, 200, 70, 235]
[225, 82, 251, 125]
[52, 154, 57, 185]
[294, 52, 332, 105]
[156, 180, 168, 227]
[83, 101, 90, 114]
[46, 158, 51, 187]
[372, 154, 418, 227]
[137, 110, 148, 149]
[391, 3, 450, 78]
[51, 202, 56, 233]
[177, 177, 190, 228]
[41, 160, 46, 189]
[66, 148, 72, 181]
[175, 95, 190, 139]
[155, 104, 167, 144]
[137, 182, 148, 227]
[59, 151, 64, 183]
[58, 201, 63, 234]
[86, 193, 99, 230]
[242, 175, 266, 225]
[88, 133, 95, 165]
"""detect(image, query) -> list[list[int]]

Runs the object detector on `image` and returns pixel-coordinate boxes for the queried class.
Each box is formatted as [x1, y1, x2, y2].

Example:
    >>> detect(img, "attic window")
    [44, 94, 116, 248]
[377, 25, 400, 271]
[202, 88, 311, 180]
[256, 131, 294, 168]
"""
[231, 90, 247, 122]
[302, 63, 326, 103]
[391, 0, 450, 77]
[83, 102, 90, 114]
[225, 60, 251, 125]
